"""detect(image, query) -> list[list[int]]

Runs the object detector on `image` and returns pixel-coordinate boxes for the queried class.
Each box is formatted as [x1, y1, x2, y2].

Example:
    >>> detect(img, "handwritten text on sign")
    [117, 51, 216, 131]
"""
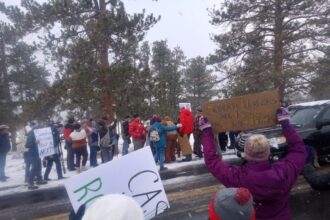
[64, 147, 169, 220]
[202, 90, 281, 132]
[34, 127, 55, 158]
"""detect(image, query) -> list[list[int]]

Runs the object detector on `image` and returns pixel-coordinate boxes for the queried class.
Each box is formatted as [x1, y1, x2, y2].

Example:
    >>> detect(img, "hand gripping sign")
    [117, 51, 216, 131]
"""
[64, 147, 169, 220]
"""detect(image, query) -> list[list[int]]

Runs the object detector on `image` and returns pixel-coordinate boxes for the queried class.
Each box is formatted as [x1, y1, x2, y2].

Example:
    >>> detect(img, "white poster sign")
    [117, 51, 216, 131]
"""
[179, 102, 192, 111]
[34, 127, 55, 158]
[64, 147, 169, 220]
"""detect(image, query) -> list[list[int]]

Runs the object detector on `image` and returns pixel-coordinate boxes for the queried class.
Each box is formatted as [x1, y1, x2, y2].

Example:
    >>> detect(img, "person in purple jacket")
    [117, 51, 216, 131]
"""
[199, 108, 307, 220]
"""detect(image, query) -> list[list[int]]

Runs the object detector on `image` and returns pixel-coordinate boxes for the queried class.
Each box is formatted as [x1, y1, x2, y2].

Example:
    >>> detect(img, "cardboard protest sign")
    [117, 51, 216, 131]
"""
[34, 127, 55, 158]
[202, 90, 281, 132]
[179, 103, 191, 111]
[64, 147, 169, 220]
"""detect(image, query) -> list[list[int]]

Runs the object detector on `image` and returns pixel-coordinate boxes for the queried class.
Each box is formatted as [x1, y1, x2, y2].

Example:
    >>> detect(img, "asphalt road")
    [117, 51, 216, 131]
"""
[1, 158, 330, 220]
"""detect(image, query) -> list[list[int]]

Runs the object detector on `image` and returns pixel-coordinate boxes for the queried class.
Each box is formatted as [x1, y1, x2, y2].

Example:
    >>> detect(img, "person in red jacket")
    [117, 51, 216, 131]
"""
[178, 107, 194, 161]
[64, 117, 76, 171]
[129, 114, 147, 151]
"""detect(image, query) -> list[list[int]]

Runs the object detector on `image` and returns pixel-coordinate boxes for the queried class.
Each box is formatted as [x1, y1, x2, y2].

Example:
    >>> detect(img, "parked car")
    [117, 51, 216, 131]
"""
[235, 100, 330, 163]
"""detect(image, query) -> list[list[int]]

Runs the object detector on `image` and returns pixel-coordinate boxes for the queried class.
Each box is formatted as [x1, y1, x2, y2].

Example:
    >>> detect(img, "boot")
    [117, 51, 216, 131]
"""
[36, 179, 48, 185]
[159, 166, 168, 171]
[28, 184, 39, 190]
[182, 154, 192, 162]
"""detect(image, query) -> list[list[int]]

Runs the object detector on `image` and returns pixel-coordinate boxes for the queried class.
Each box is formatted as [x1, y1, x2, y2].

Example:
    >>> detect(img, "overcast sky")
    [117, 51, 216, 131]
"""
[3, 0, 222, 58]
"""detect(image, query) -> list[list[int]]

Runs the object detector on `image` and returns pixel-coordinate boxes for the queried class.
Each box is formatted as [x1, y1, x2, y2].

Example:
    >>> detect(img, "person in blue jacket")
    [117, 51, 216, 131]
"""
[150, 116, 181, 171]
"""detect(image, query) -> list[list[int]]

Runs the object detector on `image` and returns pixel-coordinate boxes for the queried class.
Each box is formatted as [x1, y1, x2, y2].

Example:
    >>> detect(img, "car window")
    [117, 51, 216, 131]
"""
[290, 107, 322, 126]
[320, 108, 330, 121]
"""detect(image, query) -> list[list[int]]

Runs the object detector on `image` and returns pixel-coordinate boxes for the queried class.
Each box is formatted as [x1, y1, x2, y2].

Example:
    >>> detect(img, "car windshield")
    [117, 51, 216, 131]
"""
[289, 106, 322, 126]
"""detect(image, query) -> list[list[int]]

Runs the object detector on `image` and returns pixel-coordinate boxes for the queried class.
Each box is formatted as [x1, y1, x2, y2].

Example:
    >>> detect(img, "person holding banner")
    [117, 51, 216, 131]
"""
[199, 108, 307, 220]
[69, 123, 88, 172]
[25, 121, 47, 189]
[178, 106, 194, 162]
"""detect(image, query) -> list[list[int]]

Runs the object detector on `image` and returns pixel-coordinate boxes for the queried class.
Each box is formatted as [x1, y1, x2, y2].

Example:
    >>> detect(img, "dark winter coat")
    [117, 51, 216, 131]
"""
[150, 122, 177, 149]
[121, 121, 130, 138]
[0, 133, 11, 154]
[202, 124, 307, 220]
[25, 130, 39, 157]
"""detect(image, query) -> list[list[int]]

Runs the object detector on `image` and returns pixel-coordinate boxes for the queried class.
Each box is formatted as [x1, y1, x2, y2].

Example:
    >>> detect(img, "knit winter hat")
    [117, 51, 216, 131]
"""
[244, 134, 270, 161]
[209, 187, 255, 220]
[82, 194, 144, 220]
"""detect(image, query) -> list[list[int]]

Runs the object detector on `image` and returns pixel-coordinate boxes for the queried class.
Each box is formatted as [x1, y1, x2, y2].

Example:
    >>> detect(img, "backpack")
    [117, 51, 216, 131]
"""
[149, 127, 160, 142]
[100, 128, 111, 147]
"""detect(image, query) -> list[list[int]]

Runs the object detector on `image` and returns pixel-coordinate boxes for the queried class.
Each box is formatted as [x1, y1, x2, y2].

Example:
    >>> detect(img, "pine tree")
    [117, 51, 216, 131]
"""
[210, 0, 330, 98]
[183, 56, 217, 111]
[311, 47, 330, 99]
[151, 40, 185, 117]
[21, 0, 159, 119]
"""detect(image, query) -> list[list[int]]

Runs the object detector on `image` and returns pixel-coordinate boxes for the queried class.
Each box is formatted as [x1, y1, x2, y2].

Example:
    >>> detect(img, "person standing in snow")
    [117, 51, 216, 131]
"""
[43, 122, 64, 180]
[149, 116, 181, 171]
[0, 124, 11, 182]
[129, 114, 147, 151]
[178, 107, 194, 162]
[86, 118, 99, 167]
[199, 108, 307, 220]
[25, 121, 47, 189]
[64, 117, 76, 171]
[98, 120, 113, 163]
[193, 107, 203, 158]
[121, 116, 131, 156]
[69, 123, 88, 172]
[164, 116, 178, 163]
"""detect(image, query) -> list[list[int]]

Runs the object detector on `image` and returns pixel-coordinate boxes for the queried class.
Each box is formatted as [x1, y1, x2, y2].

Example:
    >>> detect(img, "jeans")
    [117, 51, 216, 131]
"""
[89, 145, 99, 167]
[122, 137, 131, 156]
[28, 154, 42, 185]
[0, 153, 7, 179]
[155, 147, 165, 168]
[44, 154, 63, 179]
[24, 152, 31, 181]
[101, 146, 113, 163]
[66, 142, 75, 170]
[193, 133, 203, 157]
[73, 146, 88, 168]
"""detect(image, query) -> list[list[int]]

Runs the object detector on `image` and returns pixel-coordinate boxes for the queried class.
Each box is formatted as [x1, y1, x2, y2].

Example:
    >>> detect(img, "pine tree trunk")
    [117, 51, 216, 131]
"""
[274, 0, 285, 99]
[99, 0, 113, 121]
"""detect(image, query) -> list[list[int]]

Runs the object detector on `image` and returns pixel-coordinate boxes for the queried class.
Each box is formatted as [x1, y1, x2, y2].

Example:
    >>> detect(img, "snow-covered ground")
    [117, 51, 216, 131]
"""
[0, 135, 238, 197]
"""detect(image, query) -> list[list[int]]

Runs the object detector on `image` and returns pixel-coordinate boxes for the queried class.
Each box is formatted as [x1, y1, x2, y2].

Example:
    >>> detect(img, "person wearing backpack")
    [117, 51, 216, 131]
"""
[98, 120, 113, 163]
[150, 116, 181, 171]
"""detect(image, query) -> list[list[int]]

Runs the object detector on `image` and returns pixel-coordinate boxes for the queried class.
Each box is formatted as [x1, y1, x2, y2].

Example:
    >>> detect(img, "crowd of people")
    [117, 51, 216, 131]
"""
[1, 105, 330, 219]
